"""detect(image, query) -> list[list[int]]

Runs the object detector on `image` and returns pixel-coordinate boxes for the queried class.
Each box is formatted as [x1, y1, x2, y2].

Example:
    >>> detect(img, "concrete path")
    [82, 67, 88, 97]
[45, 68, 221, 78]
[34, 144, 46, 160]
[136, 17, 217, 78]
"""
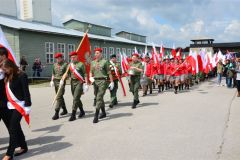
[0, 79, 239, 160]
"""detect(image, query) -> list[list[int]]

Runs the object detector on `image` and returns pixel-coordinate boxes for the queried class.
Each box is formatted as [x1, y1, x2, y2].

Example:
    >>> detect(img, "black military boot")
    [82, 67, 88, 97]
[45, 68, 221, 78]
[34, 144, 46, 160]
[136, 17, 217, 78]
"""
[161, 85, 164, 92]
[109, 103, 114, 108]
[60, 107, 68, 116]
[149, 88, 153, 94]
[99, 107, 106, 119]
[93, 98, 96, 106]
[132, 100, 139, 109]
[158, 85, 161, 93]
[78, 106, 85, 118]
[181, 84, 184, 90]
[69, 110, 76, 121]
[174, 86, 178, 94]
[93, 109, 100, 123]
[52, 110, 60, 120]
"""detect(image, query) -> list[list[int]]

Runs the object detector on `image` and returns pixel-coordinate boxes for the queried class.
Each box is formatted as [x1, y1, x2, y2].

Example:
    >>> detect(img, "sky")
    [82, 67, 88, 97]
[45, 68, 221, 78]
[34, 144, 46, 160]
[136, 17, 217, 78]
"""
[51, 0, 240, 48]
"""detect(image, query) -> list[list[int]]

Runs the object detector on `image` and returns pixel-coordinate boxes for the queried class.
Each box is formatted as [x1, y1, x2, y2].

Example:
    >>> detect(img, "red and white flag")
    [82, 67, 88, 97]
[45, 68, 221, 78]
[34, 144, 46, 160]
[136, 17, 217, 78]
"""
[0, 26, 18, 65]
[176, 48, 182, 59]
[120, 52, 129, 75]
[171, 44, 176, 58]
[152, 43, 159, 64]
[188, 50, 199, 74]
[5, 82, 30, 125]
[159, 43, 164, 59]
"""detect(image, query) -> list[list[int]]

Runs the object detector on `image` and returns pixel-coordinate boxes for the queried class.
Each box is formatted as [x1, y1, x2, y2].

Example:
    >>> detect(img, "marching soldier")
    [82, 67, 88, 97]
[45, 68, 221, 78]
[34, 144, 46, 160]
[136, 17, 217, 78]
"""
[128, 53, 143, 108]
[68, 51, 89, 121]
[51, 53, 68, 120]
[109, 54, 121, 108]
[90, 48, 114, 123]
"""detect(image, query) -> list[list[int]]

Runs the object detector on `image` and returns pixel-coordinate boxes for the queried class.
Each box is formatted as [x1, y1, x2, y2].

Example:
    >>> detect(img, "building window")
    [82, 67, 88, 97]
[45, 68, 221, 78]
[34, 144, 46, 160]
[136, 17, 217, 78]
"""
[127, 49, 132, 56]
[94, 45, 99, 50]
[68, 44, 75, 62]
[122, 48, 126, 54]
[45, 42, 54, 64]
[109, 47, 114, 56]
[116, 48, 121, 54]
[102, 47, 108, 59]
[57, 43, 66, 59]
[132, 49, 135, 54]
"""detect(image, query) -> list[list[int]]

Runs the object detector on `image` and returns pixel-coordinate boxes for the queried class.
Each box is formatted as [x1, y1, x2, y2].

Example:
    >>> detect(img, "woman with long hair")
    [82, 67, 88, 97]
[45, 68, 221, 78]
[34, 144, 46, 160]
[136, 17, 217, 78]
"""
[2, 59, 31, 160]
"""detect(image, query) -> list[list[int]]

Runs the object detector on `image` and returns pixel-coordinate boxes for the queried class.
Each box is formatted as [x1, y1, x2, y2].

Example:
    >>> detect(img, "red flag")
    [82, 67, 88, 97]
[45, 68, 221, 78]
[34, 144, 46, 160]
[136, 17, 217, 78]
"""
[197, 55, 203, 72]
[76, 33, 91, 81]
[171, 48, 176, 58]
[0, 27, 18, 65]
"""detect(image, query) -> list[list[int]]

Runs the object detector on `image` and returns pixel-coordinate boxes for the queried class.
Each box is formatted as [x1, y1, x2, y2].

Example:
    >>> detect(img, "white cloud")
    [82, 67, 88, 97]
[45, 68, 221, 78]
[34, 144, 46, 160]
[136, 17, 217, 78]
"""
[51, 0, 240, 47]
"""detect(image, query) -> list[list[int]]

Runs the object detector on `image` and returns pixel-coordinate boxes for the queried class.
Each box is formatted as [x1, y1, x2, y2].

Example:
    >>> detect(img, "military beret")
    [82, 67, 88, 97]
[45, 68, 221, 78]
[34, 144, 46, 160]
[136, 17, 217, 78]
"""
[94, 48, 103, 53]
[69, 51, 77, 57]
[54, 52, 63, 58]
[110, 54, 116, 58]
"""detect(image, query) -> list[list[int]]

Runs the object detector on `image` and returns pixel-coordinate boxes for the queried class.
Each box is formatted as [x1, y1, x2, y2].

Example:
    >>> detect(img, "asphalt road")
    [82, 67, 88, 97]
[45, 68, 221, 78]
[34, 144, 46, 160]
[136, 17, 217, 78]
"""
[0, 78, 239, 160]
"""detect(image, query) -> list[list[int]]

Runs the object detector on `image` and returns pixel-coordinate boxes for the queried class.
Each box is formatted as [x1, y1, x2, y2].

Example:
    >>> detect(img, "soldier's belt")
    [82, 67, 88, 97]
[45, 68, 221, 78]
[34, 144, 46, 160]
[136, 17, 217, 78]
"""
[95, 77, 109, 80]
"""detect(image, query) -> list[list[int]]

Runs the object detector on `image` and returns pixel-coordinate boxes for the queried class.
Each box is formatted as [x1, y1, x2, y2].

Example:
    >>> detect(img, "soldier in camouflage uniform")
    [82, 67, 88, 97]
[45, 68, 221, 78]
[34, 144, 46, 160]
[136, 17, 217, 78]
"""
[128, 53, 143, 108]
[90, 48, 113, 123]
[109, 54, 121, 108]
[51, 53, 68, 120]
[68, 51, 89, 121]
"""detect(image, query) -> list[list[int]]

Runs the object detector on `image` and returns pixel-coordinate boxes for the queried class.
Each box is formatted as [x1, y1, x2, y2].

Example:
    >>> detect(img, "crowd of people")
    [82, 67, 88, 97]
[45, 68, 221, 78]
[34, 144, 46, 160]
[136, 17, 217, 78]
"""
[1, 45, 240, 159]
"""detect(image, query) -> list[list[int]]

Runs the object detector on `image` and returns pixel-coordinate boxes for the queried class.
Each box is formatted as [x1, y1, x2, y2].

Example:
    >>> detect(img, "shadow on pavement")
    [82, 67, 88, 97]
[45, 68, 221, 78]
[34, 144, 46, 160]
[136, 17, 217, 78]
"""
[32, 124, 63, 134]
[101, 113, 133, 122]
[22, 140, 72, 159]
[138, 102, 159, 108]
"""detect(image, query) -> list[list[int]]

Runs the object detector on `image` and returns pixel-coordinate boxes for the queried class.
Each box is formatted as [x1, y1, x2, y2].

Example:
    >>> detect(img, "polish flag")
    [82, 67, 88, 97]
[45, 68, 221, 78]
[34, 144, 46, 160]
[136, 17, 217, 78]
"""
[188, 50, 199, 74]
[176, 48, 182, 59]
[159, 43, 165, 59]
[152, 43, 159, 64]
[120, 52, 129, 75]
[0, 26, 18, 65]
[171, 44, 176, 58]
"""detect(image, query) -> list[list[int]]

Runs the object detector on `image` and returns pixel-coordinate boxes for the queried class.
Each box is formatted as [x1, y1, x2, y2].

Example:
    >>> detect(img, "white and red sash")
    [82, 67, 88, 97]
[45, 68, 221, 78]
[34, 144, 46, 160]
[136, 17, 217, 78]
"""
[69, 63, 85, 83]
[5, 82, 30, 125]
[109, 60, 126, 96]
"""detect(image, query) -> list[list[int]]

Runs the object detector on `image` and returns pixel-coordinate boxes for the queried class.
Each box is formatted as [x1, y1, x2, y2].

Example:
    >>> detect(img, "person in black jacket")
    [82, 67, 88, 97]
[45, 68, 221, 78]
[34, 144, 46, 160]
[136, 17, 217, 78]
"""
[2, 59, 31, 160]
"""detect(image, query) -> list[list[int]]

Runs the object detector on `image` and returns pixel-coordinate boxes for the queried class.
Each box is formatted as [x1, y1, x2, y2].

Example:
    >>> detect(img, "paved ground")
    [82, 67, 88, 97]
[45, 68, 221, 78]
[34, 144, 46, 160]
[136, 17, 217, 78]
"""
[0, 78, 239, 160]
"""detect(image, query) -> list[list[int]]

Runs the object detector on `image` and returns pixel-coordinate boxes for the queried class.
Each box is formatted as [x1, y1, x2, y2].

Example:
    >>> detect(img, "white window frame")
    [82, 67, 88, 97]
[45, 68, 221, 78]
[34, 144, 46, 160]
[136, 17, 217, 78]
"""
[127, 49, 132, 56]
[68, 44, 75, 62]
[57, 43, 66, 60]
[102, 47, 108, 59]
[122, 48, 126, 54]
[109, 47, 114, 57]
[45, 42, 54, 64]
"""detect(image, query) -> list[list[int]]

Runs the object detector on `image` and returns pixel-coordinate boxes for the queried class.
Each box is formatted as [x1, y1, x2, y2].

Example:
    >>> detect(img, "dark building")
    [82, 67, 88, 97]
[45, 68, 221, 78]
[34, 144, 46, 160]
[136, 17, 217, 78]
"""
[190, 38, 240, 54]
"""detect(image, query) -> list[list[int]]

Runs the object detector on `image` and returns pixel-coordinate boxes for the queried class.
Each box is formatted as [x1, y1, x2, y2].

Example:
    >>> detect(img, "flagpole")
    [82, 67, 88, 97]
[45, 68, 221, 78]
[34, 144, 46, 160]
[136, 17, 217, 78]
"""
[52, 27, 91, 107]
